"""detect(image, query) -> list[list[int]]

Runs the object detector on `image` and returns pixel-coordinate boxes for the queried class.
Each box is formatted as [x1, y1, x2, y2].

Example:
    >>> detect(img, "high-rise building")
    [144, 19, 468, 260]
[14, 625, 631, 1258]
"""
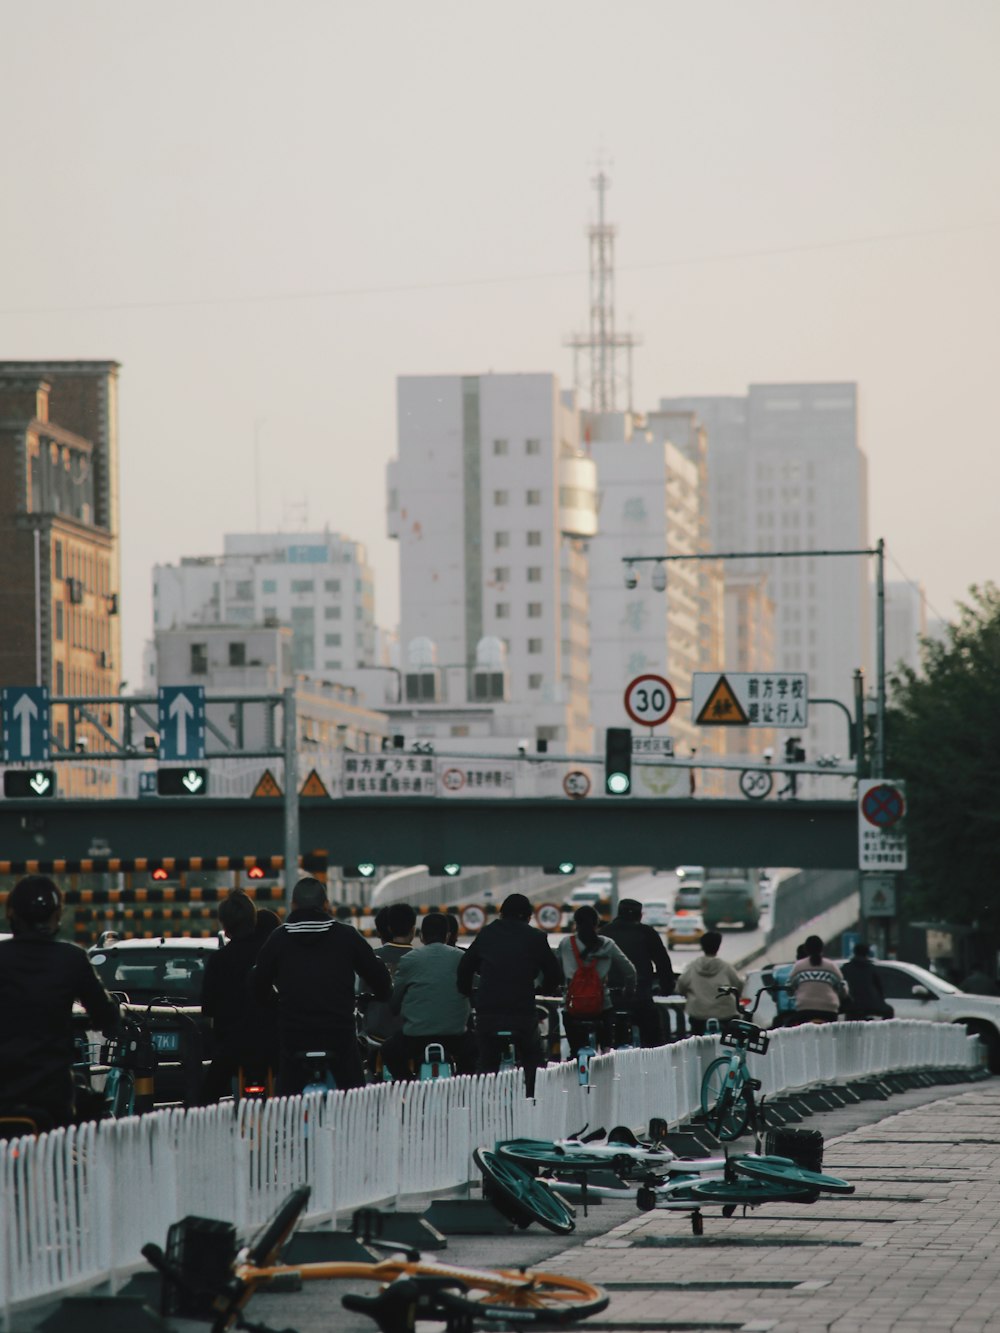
[153, 530, 377, 679]
[661, 383, 870, 763]
[387, 373, 597, 751]
[0, 362, 122, 745]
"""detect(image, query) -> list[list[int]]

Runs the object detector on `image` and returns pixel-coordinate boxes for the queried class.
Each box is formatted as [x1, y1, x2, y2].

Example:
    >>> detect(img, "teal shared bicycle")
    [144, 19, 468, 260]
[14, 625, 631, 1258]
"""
[699, 984, 779, 1141]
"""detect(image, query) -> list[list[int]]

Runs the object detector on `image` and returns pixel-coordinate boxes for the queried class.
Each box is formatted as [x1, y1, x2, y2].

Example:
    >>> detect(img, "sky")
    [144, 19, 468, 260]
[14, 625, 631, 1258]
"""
[2, 0, 997, 689]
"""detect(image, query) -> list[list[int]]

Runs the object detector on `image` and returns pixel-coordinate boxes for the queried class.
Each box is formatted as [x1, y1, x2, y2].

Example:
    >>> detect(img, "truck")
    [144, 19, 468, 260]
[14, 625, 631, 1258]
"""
[700, 867, 762, 931]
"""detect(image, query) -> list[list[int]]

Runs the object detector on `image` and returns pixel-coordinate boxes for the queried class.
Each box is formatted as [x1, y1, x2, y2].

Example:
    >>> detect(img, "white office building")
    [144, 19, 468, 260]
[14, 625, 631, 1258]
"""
[152, 531, 377, 680]
[387, 373, 597, 752]
[661, 383, 870, 765]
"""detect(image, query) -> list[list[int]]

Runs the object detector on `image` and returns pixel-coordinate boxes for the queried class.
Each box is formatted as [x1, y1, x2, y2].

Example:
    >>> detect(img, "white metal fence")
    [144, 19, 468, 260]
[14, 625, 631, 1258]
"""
[0, 1020, 978, 1322]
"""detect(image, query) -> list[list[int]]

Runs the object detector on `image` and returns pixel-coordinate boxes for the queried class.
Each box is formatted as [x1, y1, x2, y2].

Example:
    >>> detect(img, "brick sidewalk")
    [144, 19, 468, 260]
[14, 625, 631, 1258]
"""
[548, 1082, 1000, 1332]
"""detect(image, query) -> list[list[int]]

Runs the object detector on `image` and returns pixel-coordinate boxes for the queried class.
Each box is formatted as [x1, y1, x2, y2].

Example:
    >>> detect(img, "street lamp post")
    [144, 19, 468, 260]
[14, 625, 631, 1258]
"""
[623, 541, 887, 777]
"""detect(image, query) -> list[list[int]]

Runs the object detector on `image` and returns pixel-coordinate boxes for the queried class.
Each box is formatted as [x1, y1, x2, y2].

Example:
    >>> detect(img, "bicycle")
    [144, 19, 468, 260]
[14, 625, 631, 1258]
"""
[699, 984, 778, 1141]
[142, 1184, 609, 1333]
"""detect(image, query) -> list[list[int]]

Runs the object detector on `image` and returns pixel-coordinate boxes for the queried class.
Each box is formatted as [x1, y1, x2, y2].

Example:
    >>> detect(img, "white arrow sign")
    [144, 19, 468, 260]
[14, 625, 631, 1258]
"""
[12, 693, 38, 757]
[181, 769, 204, 793]
[29, 771, 51, 795]
[169, 692, 195, 756]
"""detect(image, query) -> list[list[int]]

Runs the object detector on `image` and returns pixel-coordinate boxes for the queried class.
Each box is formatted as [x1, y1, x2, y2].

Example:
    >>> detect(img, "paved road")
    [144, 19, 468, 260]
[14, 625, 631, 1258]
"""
[25, 1076, 991, 1333]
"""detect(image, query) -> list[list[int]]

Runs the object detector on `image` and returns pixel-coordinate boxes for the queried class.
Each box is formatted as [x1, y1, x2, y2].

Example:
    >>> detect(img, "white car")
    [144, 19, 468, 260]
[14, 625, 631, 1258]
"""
[641, 899, 671, 927]
[742, 958, 1000, 1069]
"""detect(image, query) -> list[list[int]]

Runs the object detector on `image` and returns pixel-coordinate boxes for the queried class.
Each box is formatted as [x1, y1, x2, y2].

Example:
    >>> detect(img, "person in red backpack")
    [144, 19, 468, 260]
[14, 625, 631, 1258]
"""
[557, 906, 636, 1057]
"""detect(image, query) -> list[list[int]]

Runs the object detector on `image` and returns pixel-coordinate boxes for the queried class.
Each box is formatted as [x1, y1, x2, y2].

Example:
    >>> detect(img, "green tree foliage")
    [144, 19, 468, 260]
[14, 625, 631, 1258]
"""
[886, 583, 1000, 931]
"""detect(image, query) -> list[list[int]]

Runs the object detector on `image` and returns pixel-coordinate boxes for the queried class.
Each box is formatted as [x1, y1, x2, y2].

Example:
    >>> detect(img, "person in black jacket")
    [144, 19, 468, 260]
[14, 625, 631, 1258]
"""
[250, 877, 391, 1093]
[602, 899, 676, 1046]
[456, 893, 561, 1096]
[841, 943, 894, 1019]
[0, 876, 119, 1129]
[200, 890, 281, 1101]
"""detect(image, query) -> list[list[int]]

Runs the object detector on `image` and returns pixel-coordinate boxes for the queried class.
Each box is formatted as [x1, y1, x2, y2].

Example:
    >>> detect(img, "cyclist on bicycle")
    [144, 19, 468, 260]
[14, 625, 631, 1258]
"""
[787, 935, 848, 1024]
[457, 893, 561, 1097]
[384, 912, 476, 1075]
[676, 931, 744, 1035]
[0, 876, 119, 1129]
[363, 903, 416, 1050]
[251, 877, 391, 1092]
[201, 890, 281, 1101]
[602, 898, 675, 1046]
[558, 906, 635, 1056]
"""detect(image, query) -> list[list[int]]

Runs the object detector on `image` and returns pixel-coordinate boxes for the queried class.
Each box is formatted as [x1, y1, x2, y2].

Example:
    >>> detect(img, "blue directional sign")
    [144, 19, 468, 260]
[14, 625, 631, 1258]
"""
[158, 686, 206, 761]
[2, 687, 50, 762]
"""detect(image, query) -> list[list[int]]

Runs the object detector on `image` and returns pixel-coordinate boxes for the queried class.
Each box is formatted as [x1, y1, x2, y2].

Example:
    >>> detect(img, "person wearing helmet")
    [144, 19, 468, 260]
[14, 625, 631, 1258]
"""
[0, 876, 119, 1129]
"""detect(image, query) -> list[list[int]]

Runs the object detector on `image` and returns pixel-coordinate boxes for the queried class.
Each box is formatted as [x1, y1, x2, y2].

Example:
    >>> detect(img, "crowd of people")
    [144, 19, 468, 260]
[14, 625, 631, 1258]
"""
[0, 871, 901, 1129]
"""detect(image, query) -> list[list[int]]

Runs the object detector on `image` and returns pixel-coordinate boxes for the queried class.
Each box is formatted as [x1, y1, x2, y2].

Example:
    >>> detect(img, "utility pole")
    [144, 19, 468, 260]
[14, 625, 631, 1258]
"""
[282, 686, 299, 914]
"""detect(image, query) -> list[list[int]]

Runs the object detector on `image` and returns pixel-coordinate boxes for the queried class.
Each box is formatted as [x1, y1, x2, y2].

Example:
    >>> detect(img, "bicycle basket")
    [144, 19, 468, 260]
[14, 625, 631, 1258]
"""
[720, 1020, 769, 1054]
[162, 1216, 236, 1318]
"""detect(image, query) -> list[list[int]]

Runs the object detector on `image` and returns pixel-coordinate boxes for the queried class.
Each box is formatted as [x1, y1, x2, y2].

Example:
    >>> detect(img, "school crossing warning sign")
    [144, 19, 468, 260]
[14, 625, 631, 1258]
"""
[692, 673, 809, 728]
[694, 675, 748, 726]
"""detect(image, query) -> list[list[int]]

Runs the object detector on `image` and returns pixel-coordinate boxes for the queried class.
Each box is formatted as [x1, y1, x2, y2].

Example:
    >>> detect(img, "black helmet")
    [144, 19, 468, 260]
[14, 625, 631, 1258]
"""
[8, 875, 62, 924]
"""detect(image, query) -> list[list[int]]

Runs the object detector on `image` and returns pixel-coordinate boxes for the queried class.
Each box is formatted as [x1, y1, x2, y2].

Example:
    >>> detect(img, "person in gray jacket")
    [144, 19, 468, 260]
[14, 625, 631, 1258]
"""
[557, 906, 636, 1055]
[384, 913, 476, 1076]
[676, 931, 744, 1035]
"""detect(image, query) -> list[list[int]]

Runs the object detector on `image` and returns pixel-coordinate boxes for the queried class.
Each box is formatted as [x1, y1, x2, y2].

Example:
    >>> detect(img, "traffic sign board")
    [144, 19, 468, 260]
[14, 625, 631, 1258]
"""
[692, 673, 808, 728]
[460, 904, 486, 933]
[624, 674, 676, 728]
[861, 873, 897, 918]
[3, 769, 56, 798]
[563, 769, 592, 799]
[860, 783, 905, 829]
[2, 687, 50, 762]
[535, 902, 562, 932]
[158, 686, 205, 761]
[300, 769, 331, 798]
[252, 769, 283, 798]
[739, 769, 774, 801]
[858, 779, 907, 871]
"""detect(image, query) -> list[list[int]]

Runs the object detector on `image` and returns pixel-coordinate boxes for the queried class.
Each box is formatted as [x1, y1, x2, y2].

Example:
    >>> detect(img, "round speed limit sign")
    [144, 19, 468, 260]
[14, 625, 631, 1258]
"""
[739, 769, 774, 801]
[624, 673, 677, 728]
[460, 904, 486, 933]
[563, 769, 592, 799]
[535, 903, 562, 932]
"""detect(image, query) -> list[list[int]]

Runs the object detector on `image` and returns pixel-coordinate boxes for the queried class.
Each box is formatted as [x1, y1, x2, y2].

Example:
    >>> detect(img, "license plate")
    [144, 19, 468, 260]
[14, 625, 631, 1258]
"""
[152, 1030, 180, 1053]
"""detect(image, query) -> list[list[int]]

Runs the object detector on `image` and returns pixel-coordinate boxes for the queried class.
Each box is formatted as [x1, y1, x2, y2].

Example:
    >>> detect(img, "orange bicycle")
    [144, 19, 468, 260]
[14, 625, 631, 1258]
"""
[143, 1184, 609, 1333]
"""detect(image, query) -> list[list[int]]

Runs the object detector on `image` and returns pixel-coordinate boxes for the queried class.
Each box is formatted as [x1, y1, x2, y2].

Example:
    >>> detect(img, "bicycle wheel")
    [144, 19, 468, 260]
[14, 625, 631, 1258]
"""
[474, 1149, 576, 1234]
[494, 1139, 616, 1173]
[701, 1065, 751, 1141]
[435, 1268, 608, 1324]
[734, 1156, 855, 1195]
[245, 1186, 312, 1266]
[699, 1057, 736, 1116]
[105, 1067, 135, 1118]
[690, 1177, 814, 1206]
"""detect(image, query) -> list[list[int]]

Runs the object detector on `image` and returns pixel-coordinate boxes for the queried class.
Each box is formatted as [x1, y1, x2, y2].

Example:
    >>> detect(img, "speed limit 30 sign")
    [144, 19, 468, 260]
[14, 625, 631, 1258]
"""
[624, 674, 677, 728]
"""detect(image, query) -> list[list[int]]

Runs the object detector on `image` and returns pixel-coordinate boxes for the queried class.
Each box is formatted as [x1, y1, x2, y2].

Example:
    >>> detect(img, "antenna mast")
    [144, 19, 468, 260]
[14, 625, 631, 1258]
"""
[566, 166, 640, 412]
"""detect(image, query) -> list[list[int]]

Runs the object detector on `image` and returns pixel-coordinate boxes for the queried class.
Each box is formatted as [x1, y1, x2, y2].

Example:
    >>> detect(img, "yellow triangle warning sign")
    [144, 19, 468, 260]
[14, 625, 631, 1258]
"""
[300, 769, 330, 798]
[252, 769, 283, 798]
[696, 674, 750, 726]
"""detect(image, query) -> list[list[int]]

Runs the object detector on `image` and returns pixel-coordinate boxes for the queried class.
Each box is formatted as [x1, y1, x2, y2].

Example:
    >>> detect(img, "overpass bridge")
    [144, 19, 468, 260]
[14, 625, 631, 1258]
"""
[0, 795, 858, 875]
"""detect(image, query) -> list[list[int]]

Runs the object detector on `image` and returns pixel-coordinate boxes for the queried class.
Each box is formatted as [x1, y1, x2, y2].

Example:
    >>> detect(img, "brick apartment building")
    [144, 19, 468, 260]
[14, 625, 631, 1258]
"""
[0, 362, 122, 750]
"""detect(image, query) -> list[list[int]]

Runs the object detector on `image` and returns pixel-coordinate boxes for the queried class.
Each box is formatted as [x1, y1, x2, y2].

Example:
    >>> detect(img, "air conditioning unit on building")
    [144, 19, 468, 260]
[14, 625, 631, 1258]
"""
[471, 669, 509, 703]
[405, 670, 440, 703]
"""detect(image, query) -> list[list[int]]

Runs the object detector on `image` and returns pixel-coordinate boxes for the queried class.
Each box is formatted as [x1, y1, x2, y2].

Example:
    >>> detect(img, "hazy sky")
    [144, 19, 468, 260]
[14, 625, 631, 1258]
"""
[2, 0, 997, 688]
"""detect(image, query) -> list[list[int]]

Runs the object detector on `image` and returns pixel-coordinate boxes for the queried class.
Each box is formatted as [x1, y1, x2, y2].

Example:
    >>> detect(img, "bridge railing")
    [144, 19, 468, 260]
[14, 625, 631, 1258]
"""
[0, 1021, 978, 1321]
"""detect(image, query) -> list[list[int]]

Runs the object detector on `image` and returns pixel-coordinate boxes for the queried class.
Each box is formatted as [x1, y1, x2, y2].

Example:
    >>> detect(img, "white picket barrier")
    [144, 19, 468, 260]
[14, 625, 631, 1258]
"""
[0, 1019, 982, 1322]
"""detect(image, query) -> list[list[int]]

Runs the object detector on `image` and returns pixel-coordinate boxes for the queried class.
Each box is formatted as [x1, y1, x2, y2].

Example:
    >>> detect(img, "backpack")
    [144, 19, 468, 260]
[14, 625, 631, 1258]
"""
[566, 938, 605, 1018]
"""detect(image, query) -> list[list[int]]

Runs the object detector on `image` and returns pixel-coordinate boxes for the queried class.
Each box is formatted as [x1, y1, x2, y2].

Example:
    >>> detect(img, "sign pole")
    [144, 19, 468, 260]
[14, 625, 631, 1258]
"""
[283, 686, 299, 915]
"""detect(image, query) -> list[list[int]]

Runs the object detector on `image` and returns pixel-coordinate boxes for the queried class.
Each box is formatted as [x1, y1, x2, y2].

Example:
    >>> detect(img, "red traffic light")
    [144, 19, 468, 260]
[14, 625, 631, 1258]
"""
[247, 865, 265, 880]
[151, 868, 170, 882]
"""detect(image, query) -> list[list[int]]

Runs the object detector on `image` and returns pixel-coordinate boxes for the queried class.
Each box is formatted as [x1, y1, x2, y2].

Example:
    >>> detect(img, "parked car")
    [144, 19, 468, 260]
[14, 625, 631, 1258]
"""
[641, 899, 671, 928]
[741, 957, 1000, 1069]
[667, 912, 706, 948]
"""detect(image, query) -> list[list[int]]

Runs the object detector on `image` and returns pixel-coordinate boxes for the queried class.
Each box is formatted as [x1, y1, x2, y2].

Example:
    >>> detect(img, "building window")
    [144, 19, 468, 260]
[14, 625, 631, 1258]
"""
[290, 606, 315, 671]
[56, 661, 64, 693]
[493, 566, 509, 584]
[325, 579, 341, 593]
[495, 603, 510, 619]
[493, 439, 509, 455]
[325, 606, 341, 619]
[495, 531, 510, 549]
[263, 606, 278, 622]
[527, 603, 542, 618]
[190, 643, 208, 675]
[525, 489, 541, 505]
[55, 603, 64, 641]
[525, 439, 541, 455]
[228, 642, 246, 667]
[54, 541, 63, 579]
[528, 638, 543, 654]
[262, 579, 277, 593]
[527, 566, 542, 583]
[493, 489, 509, 506]
[325, 633, 342, 646]
[325, 660, 342, 670]
[526, 531, 542, 546]
[291, 579, 314, 593]
[528, 673, 543, 689]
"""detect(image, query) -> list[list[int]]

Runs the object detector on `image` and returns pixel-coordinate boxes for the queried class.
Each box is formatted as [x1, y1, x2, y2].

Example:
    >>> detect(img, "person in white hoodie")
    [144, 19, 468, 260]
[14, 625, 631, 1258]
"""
[677, 931, 744, 1035]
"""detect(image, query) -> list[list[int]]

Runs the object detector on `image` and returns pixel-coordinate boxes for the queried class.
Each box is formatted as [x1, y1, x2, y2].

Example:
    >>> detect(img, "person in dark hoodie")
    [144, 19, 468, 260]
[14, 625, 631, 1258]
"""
[250, 877, 391, 1093]
[456, 892, 561, 1096]
[841, 943, 894, 1019]
[0, 876, 118, 1128]
[602, 899, 676, 1046]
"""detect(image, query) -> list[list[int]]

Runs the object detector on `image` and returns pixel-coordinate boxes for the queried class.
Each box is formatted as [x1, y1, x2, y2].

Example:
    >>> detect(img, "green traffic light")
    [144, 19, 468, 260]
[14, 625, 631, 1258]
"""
[558, 861, 575, 875]
[606, 772, 630, 795]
